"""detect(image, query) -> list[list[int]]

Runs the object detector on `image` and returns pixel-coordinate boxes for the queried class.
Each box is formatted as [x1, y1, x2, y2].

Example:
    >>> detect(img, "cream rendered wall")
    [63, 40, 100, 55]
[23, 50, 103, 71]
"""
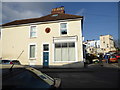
[2, 19, 83, 66]
[0, 29, 2, 59]
[0, 40, 2, 59]
[2, 26, 30, 64]
[67, 20, 83, 62]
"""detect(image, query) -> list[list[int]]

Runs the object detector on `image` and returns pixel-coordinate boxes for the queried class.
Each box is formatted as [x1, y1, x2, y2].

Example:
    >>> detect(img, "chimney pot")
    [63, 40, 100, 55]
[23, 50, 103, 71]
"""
[51, 6, 65, 14]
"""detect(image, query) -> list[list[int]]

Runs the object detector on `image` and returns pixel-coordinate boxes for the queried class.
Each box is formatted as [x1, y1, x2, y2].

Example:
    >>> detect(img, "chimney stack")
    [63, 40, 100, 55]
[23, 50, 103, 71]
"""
[51, 6, 65, 14]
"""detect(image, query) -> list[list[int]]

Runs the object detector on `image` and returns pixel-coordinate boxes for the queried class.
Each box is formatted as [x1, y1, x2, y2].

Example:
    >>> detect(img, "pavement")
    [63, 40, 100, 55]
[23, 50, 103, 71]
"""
[110, 63, 120, 68]
[88, 62, 120, 69]
[34, 62, 120, 73]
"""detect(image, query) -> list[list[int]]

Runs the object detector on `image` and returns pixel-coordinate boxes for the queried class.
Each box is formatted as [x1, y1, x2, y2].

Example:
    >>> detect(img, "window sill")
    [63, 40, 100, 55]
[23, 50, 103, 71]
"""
[29, 58, 36, 60]
[30, 37, 37, 39]
[60, 34, 68, 36]
[53, 61, 77, 63]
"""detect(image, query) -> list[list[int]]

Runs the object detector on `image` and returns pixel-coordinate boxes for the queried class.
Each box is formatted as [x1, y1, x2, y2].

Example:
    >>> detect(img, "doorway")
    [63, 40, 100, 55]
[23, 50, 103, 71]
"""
[43, 44, 49, 67]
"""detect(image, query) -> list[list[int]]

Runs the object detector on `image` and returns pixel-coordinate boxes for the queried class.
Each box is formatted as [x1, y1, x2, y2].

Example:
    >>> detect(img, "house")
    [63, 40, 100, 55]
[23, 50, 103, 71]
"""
[1, 7, 84, 68]
[83, 35, 116, 55]
[100, 35, 116, 53]
[83, 40, 101, 54]
[85, 40, 100, 48]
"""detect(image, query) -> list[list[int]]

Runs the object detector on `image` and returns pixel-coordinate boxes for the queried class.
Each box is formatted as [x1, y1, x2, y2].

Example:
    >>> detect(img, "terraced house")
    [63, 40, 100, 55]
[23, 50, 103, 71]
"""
[1, 7, 84, 68]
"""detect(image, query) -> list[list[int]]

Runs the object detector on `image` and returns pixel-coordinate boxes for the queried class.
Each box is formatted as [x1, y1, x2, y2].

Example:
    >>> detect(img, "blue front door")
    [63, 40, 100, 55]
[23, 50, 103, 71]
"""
[43, 52, 49, 67]
[43, 44, 49, 67]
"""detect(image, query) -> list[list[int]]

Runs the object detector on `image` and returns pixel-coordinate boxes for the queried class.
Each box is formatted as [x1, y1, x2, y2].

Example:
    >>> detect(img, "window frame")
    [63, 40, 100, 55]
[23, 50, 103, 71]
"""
[29, 25, 37, 38]
[43, 44, 49, 52]
[41, 43, 50, 65]
[29, 43, 37, 60]
[60, 22, 68, 35]
[54, 42, 76, 62]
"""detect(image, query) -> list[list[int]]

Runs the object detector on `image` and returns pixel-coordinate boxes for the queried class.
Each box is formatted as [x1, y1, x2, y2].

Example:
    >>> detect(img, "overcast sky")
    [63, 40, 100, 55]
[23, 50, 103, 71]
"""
[1, 2, 118, 41]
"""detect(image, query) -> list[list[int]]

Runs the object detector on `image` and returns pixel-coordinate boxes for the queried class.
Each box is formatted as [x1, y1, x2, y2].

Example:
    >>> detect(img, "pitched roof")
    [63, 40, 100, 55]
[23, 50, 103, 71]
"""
[2, 13, 83, 27]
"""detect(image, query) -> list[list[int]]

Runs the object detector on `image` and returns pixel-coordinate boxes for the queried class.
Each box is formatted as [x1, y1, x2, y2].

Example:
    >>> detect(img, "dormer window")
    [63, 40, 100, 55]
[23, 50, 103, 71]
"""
[60, 23, 67, 35]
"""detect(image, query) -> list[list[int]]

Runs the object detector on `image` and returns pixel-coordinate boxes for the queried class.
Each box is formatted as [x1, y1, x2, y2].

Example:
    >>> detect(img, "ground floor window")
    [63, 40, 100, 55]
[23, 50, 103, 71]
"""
[54, 42, 75, 61]
[29, 45, 36, 59]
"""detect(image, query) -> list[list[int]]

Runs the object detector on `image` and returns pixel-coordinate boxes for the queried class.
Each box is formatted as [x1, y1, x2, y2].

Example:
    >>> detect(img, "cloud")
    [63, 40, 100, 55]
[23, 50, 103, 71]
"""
[75, 8, 86, 22]
[75, 8, 85, 16]
[2, 2, 56, 24]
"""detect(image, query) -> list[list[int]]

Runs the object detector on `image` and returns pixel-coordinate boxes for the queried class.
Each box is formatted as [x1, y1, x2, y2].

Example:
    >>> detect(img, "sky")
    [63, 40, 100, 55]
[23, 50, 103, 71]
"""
[1, 2, 118, 41]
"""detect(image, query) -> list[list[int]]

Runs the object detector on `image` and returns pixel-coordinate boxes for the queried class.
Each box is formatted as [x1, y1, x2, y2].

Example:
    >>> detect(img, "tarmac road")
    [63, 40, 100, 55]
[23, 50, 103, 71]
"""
[38, 63, 120, 88]
[1, 63, 120, 89]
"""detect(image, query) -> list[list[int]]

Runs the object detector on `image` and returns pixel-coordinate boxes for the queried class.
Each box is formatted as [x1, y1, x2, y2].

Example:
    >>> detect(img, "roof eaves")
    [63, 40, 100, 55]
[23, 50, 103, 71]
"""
[2, 18, 83, 28]
[2, 13, 83, 27]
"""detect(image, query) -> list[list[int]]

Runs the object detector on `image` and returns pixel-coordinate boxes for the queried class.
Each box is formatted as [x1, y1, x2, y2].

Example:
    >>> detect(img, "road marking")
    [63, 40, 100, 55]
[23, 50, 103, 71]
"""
[111, 64, 120, 68]
[87, 63, 98, 66]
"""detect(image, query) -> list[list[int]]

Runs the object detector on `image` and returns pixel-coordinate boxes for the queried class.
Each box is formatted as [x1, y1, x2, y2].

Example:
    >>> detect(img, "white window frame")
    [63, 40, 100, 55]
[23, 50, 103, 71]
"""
[60, 22, 68, 36]
[53, 36, 78, 63]
[28, 43, 37, 60]
[29, 25, 37, 38]
[53, 42, 77, 63]
[0, 29, 1, 40]
[0, 28, 3, 40]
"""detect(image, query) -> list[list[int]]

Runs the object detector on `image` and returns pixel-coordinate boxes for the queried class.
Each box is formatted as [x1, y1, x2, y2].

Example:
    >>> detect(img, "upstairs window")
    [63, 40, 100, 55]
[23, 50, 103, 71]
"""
[30, 26, 37, 38]
[107, 44, 109, 48]
[60, 23, 67, 35]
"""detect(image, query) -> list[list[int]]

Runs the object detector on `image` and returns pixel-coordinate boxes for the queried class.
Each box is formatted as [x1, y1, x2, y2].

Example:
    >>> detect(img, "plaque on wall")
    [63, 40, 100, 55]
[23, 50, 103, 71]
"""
[45, 28, 51, 33]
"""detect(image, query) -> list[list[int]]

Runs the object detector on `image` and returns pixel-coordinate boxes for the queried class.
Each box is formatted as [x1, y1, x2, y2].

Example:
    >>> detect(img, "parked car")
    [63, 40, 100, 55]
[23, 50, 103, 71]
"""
[0, 60, 12, 64]
[92, 58, 99, 63]
[108, 55, 118, 63]
[0, 60, 21, 65]
[1, 64, 61, 89]
[116, 54, 120, 59]
[11, 60, 21, 65]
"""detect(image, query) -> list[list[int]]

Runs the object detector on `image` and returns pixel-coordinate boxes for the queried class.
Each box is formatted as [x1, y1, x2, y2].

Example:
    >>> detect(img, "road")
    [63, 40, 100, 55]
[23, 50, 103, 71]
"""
[38, 63, 120, 88]
[1, 65, 54, 89]
[1, 63, 120, 89]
